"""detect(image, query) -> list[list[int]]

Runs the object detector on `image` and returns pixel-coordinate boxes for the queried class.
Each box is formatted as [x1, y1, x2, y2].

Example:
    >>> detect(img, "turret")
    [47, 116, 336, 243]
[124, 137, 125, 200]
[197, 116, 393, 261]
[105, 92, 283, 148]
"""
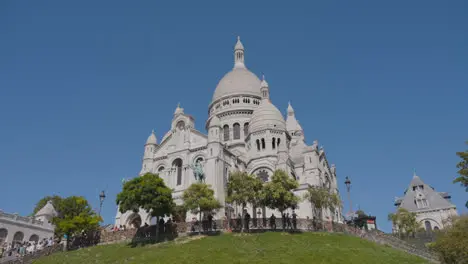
[234, 36, 245, 69]
[207, 115, 222, 158]
[260, 74, 270, 100]
[35, 201, 58, 226]
[141, 130, 157, 174]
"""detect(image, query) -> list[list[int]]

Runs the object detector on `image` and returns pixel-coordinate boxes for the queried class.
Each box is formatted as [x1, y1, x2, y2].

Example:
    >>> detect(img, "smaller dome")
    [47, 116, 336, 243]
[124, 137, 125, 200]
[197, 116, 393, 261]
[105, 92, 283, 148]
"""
[146, 130, 157, 145]
[209, 115, 221, 127]
[249, 99, 286, 134]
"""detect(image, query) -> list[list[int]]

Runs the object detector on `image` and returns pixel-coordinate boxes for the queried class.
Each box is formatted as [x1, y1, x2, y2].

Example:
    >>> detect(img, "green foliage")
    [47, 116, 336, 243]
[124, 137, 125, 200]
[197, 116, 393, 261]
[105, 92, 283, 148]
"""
[304, 186, 341, 224]
[388, 208, 419, 237]
[116, 173, 174, 218]
[32, 195, 62, 215]
[261, 170, 299, 214]
[430, 215, 468, 264]
[33, 195, 100, 238]
[171, 204, 187, 222]
[454, 141, 468, 208]
[182, 183, 221, 214]
[226, 171, 264, 210]
[356, 210, 368, 218]
[53, 196, 101, 238]
[35, 232, 428, 264]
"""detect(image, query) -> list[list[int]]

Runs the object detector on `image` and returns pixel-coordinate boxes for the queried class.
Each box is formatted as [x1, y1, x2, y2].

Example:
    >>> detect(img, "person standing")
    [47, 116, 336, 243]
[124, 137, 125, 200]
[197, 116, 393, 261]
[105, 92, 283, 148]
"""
[269, 214, 276, 230]
[244, 211, 251, 232]
[207, 213, 213, 231]
[292, 211, 297, 230]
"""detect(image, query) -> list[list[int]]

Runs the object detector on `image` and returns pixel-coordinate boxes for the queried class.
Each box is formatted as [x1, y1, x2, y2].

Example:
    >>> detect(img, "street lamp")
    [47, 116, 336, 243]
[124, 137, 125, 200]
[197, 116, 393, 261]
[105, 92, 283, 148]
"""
[344, 177, 353, 218]
[99, 190, 106, 218]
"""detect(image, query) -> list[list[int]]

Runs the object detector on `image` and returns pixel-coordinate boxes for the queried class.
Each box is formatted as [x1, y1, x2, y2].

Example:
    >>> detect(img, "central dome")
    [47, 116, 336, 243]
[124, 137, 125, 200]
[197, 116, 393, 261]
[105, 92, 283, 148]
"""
[212, 68, 261, 102]
[212, 37, 262, 103]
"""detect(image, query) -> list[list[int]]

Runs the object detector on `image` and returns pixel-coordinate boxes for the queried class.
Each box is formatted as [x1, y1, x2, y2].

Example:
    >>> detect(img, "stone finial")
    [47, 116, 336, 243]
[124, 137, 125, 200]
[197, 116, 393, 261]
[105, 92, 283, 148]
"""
[174, 103, 184, 115]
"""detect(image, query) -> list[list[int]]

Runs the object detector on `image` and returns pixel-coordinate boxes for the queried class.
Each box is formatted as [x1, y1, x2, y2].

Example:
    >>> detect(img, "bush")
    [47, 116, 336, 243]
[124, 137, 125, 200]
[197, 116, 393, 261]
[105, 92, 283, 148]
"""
[430, 215, 468, 264]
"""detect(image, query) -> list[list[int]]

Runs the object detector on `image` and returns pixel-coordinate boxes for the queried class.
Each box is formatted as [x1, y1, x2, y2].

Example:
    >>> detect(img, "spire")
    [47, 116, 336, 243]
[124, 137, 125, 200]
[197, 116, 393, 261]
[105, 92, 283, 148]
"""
[413, 168, 417, 178]
[260, 74, 269, 99]
[234, 36, 245, 69]
[287, 101, 295, 116]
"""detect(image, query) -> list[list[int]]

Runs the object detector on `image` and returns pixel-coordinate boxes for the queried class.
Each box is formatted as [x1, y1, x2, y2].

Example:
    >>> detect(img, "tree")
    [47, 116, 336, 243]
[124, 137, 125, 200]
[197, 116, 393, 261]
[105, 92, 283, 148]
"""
[356, 209, 368, 218]
[32, 195, 62, 216]
[32, 195, 100, 239]
[261, 170, 299, 230]
[116, 173, 174, 239]
[430, 215, 468, 264]
[304, 186, 341, 229]
[182, 183, 221, 233]
[54, 196, 101, 239]
[454, 141, 468, 208]
[171, 204, 187, 223]
[226, 171, 264, 232]
[388, 208, 420, 238]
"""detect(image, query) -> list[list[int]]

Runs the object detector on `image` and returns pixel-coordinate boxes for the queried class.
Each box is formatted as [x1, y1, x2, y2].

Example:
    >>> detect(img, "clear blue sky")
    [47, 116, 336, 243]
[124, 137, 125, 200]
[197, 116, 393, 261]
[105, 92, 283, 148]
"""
[1, 0, 466, 232]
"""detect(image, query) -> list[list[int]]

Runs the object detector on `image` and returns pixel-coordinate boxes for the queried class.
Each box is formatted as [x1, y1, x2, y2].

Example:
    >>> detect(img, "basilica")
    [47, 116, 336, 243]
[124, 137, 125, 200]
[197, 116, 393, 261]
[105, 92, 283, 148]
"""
[115, 37, 343, 227]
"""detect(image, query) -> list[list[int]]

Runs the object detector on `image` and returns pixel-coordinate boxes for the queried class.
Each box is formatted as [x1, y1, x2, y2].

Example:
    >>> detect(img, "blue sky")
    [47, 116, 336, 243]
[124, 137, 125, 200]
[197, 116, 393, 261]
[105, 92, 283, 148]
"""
[0, 0, 467, 232]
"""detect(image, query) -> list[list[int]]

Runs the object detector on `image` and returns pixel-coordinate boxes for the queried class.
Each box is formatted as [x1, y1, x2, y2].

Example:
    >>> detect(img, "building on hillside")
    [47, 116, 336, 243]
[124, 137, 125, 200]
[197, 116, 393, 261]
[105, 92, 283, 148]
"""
[0, 201, 57, 244]
[393, 173, 458, 232]
[115, 37, 343, 228]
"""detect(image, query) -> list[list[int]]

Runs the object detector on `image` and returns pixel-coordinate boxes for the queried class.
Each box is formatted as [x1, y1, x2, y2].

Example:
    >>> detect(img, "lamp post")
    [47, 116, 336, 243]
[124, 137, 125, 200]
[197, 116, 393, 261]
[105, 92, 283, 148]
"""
[344, 177, 353, 219]
[99, 190, 106, 218]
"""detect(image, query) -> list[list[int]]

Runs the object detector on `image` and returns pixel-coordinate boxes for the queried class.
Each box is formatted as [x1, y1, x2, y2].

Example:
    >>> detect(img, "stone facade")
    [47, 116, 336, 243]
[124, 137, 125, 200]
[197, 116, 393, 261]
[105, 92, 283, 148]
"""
[0, 202, 56, 245]
[393, 173, 458, 232]
[115, 37, 343, 228]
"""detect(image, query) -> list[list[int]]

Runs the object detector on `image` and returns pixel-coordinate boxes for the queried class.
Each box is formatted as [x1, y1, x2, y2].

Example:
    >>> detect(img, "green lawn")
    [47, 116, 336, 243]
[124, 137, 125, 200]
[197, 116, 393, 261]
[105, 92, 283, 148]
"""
[34, 232, 429, 264]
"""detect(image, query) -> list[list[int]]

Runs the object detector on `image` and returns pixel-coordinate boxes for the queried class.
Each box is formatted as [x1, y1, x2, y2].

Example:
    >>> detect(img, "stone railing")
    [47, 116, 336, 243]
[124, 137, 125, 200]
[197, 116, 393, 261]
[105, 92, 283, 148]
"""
[358, 230, 438, 263]
[0, 211, 44, 227]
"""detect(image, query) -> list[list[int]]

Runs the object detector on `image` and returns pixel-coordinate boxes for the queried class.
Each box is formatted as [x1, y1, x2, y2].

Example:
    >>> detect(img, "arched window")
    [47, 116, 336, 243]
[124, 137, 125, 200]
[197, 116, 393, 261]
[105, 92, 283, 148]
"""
[13, 232, 24, 243]
[434, 226, 439, 231]
[277, 138, 281, 147]
[29, 234, 39, 242]
[272, 138, 276, 149]
[424, 221, 432, 232]
[256, 139, 260, 151]
[244, 123, 249, 137]
[157, 166, 165, 177]
[233, 123, 240, 139]
[261, 138, 265, 149]
[173, 159, 183, 186]
[223, 125, 230, 141]
[257, 170, 269, 182]
[0, 229, 7, 244]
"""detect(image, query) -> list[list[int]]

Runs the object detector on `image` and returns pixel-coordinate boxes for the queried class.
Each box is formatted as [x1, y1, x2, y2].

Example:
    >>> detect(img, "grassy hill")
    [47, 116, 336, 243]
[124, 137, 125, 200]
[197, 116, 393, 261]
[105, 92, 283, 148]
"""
[34, 232, 429, 264]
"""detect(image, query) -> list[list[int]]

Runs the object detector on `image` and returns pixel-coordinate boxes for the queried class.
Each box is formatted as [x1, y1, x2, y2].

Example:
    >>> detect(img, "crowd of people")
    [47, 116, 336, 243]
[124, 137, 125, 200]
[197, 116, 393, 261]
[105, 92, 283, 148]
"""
[0, 237, 55, 261]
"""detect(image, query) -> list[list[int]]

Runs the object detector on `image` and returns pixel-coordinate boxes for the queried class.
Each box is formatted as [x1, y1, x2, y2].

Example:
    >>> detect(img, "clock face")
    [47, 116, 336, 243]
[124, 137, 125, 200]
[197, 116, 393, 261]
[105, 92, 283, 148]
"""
[176, 121, 185, 130]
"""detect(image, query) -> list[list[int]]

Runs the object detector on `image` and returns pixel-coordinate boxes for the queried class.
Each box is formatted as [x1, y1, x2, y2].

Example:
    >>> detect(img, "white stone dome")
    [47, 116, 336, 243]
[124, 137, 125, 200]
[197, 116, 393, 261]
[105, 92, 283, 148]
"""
[249, 99, 286, 134]
[212, 67, 261, 102]
[146, 130, 157, 145]
[212, 37, 262, 102]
